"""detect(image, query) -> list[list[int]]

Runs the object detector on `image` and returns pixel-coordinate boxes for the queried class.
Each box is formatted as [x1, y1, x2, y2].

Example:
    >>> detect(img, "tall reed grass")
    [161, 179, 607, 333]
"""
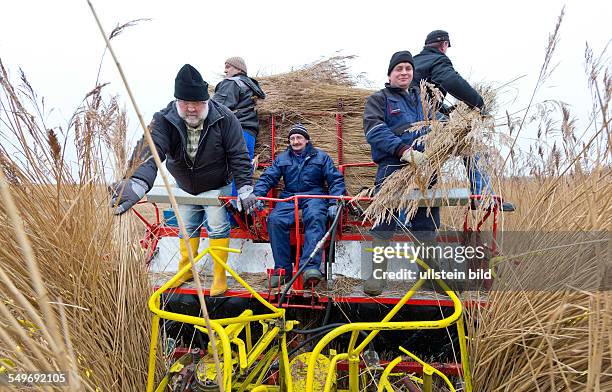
[0, 59, 153, 391]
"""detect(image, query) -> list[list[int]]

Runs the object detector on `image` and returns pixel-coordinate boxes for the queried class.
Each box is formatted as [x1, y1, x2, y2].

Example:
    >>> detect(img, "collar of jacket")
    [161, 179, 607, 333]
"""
[420, 46, 446, 56]
[230, 74, 266, 99]
[285, 142, 316, 157]
[384, 83, 420, 97]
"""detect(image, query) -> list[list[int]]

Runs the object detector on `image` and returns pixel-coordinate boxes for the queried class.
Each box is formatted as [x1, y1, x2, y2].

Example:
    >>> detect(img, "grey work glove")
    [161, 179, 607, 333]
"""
[109, 178, 148, 215]
[237, 185, 258, 214]
[327, 204, 340, 219]
[400, 149, 427, 166]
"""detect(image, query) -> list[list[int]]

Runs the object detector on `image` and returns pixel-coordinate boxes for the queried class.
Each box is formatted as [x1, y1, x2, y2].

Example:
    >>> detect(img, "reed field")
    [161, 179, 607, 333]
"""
[0, 9, 610, 391]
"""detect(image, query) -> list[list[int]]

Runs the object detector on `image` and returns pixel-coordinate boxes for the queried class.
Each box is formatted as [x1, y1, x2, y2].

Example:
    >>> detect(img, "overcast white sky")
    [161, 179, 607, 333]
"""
[1, 0, 610, 157]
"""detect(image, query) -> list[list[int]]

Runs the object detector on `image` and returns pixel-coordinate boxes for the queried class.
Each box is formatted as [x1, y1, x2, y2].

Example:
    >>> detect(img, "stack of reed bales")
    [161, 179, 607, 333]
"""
[0, 60, 154, 391]
[250, 56, 376, 195]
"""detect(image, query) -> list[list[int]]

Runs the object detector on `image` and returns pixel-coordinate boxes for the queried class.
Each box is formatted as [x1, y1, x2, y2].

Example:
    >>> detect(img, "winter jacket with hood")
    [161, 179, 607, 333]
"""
[213, 74, 266, 136]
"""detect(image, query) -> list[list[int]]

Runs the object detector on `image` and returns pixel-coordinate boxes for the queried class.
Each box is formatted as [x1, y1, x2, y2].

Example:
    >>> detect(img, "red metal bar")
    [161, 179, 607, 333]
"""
[338, 162, 377, 174]
[293, 197, 303, 290]
[335, 360, 463, 376]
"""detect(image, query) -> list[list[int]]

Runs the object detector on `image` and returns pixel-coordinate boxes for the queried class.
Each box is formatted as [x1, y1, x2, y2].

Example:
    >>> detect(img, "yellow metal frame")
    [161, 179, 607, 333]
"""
[146, 245, 293, 392]
[146, 248, 472, 392]
[305, 257, 472, 392]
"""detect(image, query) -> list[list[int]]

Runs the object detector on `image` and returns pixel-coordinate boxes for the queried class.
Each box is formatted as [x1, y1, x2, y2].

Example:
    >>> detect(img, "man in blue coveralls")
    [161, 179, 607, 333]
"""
[254, 123, 346, 286]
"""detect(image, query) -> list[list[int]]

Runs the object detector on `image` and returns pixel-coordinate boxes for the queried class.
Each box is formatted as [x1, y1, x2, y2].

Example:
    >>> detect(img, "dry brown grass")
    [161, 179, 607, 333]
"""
[0, 59, 153, 391]
[249, 56, 375, 173]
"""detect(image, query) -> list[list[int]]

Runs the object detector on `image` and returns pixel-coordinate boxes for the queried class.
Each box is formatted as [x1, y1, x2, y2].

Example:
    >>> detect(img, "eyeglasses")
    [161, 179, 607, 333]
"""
[176, 100, 207, 108]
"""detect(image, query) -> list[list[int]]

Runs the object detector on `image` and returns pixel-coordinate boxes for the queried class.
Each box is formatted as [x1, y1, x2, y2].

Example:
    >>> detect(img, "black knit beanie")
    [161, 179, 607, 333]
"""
[174, 64, 209, 101]
[387, 51, 414, 75]
[287, 123, 310, 140]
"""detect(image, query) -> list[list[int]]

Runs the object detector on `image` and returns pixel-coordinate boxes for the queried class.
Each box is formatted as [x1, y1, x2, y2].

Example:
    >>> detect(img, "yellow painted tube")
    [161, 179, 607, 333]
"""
[423, 365, 433, 392]
[280, 333, 293, 392]
[348, 355, 360, 392]
[324, 353, 348, 392]
[153, 374, 170, 392]
[377, 356, 403, 392]
[146, 314, 161, 392]
[246, 322, 253, 352]
[456, 316, 472, 392]
[247, 327, 280, 367]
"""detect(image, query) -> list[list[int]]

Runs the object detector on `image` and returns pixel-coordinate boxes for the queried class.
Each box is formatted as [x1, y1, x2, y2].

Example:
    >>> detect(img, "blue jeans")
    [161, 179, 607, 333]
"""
[176, 184, 232, 239]
[370, 158, 439, 241]
[463, 154, 494, 196]
[267, 198, 328, 272]
[231, 130, 256, 196]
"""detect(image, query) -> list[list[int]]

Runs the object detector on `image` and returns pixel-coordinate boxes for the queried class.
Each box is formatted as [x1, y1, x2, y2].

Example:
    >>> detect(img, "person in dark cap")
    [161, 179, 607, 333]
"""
[253, 123, 346, 287]
[412, 29, 483, 110]
[109, 64, 258, 295]
[362, 51, 439, 296]
[412, 30, 514, 211]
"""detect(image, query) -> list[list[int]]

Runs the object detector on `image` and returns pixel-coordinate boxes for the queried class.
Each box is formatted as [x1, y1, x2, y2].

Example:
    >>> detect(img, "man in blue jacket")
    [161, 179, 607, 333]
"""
[254, 123, 346, 286]
[412, 30, 514, 211]
[362, 51, 438, 296]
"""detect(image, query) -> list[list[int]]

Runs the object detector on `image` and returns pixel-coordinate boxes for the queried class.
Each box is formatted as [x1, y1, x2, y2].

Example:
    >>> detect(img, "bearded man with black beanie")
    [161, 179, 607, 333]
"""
[110, 64, 257, 295]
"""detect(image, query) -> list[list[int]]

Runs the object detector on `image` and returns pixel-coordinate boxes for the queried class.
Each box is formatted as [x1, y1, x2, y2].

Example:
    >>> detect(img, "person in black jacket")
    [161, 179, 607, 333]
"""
[110, 64, 258, 295]
[213, 56, 266, 160]
[412, 30, 514, 211]
[411, 30, 484, 112]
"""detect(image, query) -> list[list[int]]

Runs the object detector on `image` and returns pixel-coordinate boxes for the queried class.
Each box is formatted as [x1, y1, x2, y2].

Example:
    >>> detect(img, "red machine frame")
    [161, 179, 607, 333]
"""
[133, 112, 506, 381]
[134, 113, 502, 303]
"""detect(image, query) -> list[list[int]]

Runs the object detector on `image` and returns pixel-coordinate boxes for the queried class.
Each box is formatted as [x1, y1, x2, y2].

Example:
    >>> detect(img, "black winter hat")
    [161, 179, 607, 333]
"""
[287, 123, 310, 140]
[425, 30, 451, 47]
[174, 64, 210, 101]
[387, 51, 414, 75]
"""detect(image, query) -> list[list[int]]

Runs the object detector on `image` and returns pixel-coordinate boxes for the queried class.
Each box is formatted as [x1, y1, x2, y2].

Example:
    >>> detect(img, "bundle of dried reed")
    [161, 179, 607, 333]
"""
[251, 56, 374, 173]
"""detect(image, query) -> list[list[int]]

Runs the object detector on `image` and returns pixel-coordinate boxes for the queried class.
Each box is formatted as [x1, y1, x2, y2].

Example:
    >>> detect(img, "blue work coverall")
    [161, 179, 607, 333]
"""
[254, 143, 346, 274]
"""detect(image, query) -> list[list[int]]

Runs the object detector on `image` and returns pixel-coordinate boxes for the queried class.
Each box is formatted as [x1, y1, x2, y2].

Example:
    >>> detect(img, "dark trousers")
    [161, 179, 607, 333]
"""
[267, 198, 328, 272]
[370, 158, 439, 241]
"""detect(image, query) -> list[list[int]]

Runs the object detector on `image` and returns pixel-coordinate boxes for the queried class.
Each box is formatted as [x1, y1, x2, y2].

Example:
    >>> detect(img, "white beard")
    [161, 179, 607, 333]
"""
[176, 101, 209, 128]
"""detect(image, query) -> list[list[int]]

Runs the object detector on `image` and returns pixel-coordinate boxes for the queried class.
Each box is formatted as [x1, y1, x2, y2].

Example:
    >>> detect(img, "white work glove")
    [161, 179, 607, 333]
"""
[109, 178, 149, 215]
[237, 185, 258, 214]
[400, 149, 427, 166]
